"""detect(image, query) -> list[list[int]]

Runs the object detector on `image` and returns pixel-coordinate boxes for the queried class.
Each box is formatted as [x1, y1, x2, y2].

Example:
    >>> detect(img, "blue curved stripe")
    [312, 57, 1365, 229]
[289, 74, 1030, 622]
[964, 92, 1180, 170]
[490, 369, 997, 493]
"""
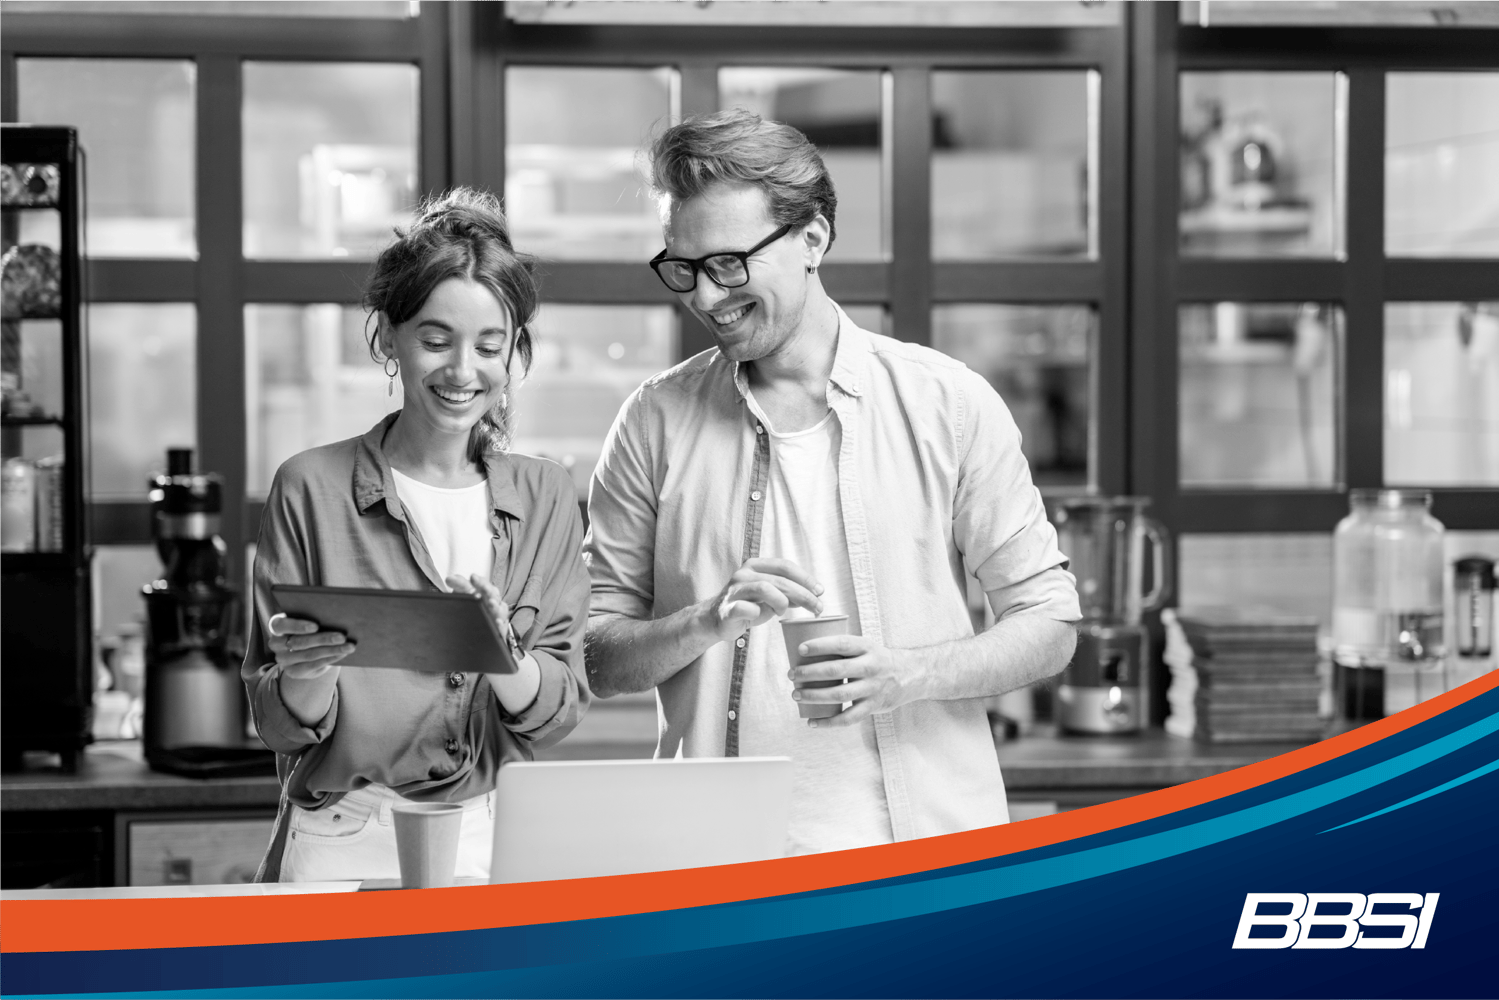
[1320, 757, 1499, 833]
[10, 705, 1496, 1000]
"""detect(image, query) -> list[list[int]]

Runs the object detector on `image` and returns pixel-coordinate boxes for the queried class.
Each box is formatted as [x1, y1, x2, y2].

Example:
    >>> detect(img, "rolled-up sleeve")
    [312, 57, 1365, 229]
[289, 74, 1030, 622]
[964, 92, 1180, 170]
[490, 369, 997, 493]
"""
[499, 468, 592, 750]
[584, 387, 657, 622]
[241, 469, 340, 755]
[951, 368, 1082, 624]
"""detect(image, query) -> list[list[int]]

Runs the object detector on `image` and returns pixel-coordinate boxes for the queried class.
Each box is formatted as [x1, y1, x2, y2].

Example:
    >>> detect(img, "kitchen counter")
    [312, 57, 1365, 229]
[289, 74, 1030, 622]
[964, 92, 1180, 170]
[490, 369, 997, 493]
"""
[995, 723, 1314, 791]
[3, 716, 1315, 814]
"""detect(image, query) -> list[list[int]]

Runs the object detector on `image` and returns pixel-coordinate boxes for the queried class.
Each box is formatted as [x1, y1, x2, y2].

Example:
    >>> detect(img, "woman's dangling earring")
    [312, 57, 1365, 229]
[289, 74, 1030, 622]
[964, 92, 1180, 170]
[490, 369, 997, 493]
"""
[384, 357, 399, 397]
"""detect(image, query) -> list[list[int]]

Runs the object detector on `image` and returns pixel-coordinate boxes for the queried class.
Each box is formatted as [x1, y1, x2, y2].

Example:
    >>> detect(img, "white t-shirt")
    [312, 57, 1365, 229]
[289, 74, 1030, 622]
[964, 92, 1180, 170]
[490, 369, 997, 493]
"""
[740, 391, 893, 855]
[390, 468, 495, 587]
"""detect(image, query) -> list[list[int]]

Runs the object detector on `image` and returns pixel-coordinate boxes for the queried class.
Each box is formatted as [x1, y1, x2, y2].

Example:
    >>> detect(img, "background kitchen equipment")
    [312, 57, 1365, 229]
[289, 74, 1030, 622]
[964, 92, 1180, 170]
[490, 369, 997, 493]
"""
[1332, 489, 1447, 721]
[1051, 496, 1171, 734]
[1453, 555, 1494, 660]
[1, 125, 92, 773]
[141, 448, 273, 778]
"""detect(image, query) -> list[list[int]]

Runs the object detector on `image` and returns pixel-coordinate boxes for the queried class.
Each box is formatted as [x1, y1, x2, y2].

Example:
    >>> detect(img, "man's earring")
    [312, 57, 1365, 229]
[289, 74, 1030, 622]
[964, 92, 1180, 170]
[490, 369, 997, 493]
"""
[806, 264, 817, 274]
[384, 357, 399, 397]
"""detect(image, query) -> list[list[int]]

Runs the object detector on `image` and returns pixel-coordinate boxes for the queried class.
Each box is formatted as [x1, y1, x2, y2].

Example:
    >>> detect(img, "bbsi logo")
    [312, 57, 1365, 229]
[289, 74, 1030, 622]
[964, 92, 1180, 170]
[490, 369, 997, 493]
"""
[1232, 893, 1439, 950]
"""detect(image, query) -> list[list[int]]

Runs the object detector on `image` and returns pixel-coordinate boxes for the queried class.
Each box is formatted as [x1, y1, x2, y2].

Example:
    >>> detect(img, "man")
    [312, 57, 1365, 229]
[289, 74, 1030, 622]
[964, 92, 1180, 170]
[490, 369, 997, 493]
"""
[583, 108, 1080, 855]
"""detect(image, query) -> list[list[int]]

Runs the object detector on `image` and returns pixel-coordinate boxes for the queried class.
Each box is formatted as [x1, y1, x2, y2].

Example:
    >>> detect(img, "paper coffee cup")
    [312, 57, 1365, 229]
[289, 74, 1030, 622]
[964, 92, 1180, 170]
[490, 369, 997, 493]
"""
[392, 801, 464, 889]
[781, 614, 850, 719]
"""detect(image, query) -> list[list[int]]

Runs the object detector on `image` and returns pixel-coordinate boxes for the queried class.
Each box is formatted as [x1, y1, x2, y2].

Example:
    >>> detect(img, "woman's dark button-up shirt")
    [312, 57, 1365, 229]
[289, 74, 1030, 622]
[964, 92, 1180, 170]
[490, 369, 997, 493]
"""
[242, 414, 591, 811]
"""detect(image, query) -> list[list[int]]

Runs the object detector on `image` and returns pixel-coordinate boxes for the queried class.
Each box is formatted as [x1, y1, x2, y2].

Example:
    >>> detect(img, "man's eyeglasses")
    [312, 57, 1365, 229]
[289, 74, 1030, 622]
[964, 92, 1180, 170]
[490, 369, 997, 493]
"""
[648, 223, 793, 293]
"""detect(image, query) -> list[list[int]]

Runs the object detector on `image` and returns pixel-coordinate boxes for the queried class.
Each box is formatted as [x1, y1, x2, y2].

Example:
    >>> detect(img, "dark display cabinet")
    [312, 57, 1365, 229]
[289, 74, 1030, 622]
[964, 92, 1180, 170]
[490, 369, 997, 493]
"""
[1, 124, 93, 772]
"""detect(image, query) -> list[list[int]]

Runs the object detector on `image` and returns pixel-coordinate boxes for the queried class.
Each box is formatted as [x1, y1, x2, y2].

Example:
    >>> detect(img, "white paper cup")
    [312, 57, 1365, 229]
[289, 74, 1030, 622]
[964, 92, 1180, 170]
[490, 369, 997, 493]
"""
[392, 801, 464, 889]
[781, 614, 850, 720]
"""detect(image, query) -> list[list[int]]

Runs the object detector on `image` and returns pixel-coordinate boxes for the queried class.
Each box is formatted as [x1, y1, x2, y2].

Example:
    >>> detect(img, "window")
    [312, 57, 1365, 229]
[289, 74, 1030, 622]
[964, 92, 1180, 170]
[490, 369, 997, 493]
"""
[721, 67, 886, 260]
[931, 71, 1094, 260]
[505, 67, 676, 261]
[245, 304, 395, 497]
[1384, 302, 1499, 486]
[1179, 72, 1344, 258]
[1386, 73, 1499, 257]
[933, 304, 1094, 489]
[16, 59, 196, 258]
[513, 304, 677, 498]
[89, 304, 196, 499]
[243, 62, 419, 259]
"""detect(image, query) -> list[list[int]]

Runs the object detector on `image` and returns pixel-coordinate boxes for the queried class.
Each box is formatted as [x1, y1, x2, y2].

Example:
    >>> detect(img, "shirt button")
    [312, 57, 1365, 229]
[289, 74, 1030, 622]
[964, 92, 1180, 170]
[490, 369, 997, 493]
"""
[728, 710, 737, 721]
[735, 636, 746, 648]
[750, 490, 762, 502]
[448, 672, 466, 688]
[444, 738, 460, 755]
[755, 424, 764, 434]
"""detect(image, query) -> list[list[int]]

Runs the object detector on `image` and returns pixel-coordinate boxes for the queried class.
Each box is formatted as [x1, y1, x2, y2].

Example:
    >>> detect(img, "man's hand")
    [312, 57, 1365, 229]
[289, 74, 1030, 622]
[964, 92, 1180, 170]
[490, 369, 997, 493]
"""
[706, 557, 824, 642]
[789, 634, 929, 728]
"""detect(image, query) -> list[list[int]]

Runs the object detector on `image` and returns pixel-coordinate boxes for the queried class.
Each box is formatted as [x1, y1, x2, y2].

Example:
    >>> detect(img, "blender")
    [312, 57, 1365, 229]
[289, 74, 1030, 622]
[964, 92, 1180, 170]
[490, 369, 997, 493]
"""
[1052, 496, 1171, 734]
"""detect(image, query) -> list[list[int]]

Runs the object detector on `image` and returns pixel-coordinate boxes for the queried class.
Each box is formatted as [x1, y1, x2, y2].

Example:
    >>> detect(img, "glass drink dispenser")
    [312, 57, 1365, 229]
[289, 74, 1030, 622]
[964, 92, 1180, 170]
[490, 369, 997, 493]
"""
[1332, 489, 1446, 720]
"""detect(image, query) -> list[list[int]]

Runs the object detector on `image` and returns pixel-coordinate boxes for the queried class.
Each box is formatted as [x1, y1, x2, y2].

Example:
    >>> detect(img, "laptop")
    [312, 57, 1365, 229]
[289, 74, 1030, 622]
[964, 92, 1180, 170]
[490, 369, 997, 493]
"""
[489, 757, 794, 884]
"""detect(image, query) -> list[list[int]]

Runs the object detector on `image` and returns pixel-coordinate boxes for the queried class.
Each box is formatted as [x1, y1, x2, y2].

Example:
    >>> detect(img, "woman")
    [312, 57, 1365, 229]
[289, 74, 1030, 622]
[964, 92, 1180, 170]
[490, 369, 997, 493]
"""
[242, 188, 590, 883]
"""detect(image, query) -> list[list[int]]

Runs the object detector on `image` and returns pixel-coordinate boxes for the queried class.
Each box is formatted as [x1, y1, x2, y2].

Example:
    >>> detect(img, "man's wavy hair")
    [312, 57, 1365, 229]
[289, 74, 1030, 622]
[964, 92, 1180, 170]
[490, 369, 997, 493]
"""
[363, 187, 537, 464]
[645, 108, 838, 249]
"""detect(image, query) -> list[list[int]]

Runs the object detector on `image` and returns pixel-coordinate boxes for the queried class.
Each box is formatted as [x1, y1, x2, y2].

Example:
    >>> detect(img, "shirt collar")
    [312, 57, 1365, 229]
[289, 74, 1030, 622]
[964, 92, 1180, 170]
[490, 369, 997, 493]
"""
[728, 299, 868, 402]
[351, 412, 526, 522]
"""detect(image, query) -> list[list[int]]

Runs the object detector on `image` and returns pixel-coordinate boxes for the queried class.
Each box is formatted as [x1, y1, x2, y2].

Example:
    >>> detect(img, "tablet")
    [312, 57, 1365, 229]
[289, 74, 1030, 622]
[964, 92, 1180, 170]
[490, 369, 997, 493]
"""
[270, 584, 519, 674]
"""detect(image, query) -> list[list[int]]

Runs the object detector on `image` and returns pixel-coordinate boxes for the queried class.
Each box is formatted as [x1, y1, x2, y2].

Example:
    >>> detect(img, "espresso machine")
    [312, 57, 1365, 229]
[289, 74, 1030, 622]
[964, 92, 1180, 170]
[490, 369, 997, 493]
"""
[142, 449, 273, 776]
[1052, 497, 1171, 734]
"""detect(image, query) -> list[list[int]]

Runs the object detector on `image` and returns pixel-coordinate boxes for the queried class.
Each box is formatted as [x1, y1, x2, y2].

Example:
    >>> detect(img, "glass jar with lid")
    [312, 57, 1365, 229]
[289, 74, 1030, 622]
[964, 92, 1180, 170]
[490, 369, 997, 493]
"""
[1332, 489, 1446, 719]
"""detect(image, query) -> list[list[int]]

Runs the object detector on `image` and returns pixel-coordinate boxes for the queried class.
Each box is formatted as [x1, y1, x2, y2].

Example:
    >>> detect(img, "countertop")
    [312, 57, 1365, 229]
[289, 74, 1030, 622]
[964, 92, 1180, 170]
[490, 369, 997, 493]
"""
[2, 711, 1315, 814]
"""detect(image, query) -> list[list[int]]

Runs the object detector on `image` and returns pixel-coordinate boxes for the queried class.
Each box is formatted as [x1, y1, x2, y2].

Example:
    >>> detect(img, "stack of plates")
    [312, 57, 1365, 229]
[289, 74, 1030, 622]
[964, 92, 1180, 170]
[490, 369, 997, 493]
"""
[1176, 606, 1324, 744]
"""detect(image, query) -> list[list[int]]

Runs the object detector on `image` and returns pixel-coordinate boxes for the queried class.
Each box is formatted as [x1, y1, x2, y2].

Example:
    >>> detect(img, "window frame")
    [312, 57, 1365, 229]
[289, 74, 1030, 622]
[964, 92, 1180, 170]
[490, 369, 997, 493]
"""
[1131, 4, 1499, 535]
[464, 4, 1131, 500]
[2, 6, 450, 572]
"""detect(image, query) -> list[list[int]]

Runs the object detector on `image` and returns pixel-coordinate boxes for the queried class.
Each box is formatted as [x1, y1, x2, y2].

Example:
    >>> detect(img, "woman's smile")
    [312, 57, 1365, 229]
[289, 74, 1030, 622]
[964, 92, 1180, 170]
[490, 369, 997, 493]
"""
[431, 384, 482, 406]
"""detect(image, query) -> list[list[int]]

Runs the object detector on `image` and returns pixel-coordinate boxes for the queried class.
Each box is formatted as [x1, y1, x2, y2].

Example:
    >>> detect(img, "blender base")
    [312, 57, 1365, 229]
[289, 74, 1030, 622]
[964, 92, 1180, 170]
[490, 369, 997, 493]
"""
[1057, 684, 1145, 734]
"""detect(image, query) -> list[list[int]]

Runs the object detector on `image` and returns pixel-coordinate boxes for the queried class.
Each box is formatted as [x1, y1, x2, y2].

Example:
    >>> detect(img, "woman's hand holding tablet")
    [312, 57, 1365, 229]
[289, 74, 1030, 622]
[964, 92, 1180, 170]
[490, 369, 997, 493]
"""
[268, 612, 355, 727]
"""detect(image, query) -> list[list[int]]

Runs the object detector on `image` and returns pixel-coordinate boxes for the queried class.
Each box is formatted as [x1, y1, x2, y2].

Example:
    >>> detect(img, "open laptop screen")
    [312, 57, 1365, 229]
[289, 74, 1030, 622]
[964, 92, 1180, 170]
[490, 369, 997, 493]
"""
[490, 757, 793, 884]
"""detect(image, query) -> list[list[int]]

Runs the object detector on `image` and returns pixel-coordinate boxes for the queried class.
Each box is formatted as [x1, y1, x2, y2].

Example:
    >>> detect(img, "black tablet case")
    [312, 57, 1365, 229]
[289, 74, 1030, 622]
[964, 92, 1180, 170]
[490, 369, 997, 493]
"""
[270, 585, 518, 674]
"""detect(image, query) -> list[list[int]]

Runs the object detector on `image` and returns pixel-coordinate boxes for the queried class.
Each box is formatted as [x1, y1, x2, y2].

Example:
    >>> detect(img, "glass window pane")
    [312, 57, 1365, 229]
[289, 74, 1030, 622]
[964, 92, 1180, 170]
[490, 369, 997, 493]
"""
[89, 304, 196, 499]
[512, 304, 677, 498]
[840, 304, 891, 338]
[931, 304, 1093, 489]
[931, 72, 1092, 260]
[720, 68, 885, 261]
[1179, 302, 1342, 488]
[243, 62, 418, 259]
[245, 304, 398, 497]
[1179, 73, 1343, 258]
[9, 1, 414, 15]
[1179, 532, 1334, 622]
[506, 67, 675, 261]
[1181, 1, 1499, 26]
[1384, 302, 1499, 486]
[16, 59, 196, 258]
[1386, 73, 1499, 257]
[512, 1, 1119, 27]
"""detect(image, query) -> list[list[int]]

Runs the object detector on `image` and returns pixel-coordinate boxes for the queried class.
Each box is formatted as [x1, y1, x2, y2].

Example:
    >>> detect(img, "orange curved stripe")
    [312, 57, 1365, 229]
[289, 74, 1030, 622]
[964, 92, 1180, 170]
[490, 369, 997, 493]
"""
[4, 670, 1493, 955]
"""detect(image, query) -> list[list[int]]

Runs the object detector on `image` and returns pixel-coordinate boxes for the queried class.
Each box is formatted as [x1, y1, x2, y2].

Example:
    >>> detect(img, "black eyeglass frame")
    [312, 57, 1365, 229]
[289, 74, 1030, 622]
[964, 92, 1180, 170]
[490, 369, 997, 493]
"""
[648, 223, 794, 292]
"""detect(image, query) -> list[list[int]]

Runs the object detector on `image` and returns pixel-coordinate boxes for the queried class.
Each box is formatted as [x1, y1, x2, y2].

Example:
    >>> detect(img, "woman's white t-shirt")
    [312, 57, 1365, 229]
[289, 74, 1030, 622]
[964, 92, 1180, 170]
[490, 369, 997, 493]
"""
[390, 468, 495, 586]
